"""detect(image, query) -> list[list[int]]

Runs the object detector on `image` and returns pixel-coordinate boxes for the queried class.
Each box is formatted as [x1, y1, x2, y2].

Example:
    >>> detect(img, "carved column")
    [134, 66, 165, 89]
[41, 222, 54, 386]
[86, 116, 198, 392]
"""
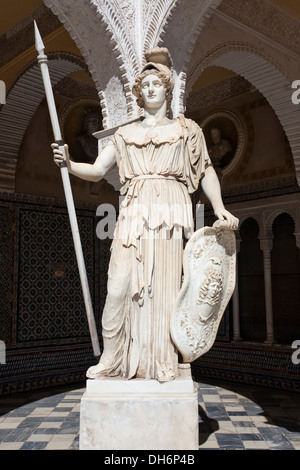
[232, 236, 242, 341]
[259, 237, 275, 344]
[294, 232, 300, 250]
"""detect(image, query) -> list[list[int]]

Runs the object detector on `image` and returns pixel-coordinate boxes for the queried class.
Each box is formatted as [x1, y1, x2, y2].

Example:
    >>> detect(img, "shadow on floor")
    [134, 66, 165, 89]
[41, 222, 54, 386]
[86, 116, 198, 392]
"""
[198, 404, 219, 445]
[197, 377, 300, 435]
[0, 381, 86, 417]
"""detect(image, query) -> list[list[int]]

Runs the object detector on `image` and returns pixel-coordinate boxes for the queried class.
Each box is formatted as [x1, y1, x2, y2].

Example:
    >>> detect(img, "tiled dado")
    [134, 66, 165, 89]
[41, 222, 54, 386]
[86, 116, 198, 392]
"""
[192, 342, 300, 392]
[0, 194, 108, 395]
[0, 193, 299, 396]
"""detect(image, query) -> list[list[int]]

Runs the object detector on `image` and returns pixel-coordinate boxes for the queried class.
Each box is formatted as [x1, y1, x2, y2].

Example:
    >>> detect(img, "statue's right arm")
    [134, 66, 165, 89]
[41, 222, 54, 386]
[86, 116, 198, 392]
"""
[52, 142, 116, 182]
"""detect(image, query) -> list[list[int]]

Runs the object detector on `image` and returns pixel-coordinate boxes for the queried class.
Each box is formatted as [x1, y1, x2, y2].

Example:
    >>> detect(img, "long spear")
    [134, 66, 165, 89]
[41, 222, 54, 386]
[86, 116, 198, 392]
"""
[34, 21, 100, 357]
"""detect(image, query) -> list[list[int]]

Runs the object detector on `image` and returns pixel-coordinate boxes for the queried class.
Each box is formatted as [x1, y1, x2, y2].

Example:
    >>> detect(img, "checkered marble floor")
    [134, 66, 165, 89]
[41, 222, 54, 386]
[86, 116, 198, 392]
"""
[198, 381, 300, 450]
[0, 380, 300, 450]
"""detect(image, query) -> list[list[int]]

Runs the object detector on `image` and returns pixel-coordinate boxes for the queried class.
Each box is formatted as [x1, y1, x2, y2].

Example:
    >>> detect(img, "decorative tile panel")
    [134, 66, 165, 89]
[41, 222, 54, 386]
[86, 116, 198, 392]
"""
[17, 209, 95, 344]
[0, 206, 15, 344]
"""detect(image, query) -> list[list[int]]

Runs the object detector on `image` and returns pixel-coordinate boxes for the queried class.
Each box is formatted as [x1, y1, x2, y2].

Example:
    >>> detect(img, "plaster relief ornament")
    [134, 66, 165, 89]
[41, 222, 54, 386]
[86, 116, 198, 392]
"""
[52, 47, 239, 383]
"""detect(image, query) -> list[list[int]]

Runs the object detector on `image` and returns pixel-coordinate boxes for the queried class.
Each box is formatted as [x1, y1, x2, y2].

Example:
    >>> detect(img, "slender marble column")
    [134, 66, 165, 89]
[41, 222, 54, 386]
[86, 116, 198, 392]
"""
[259, 237, 275, 344]
[294, 232, 300, 250]
[232, 237, 242, 341]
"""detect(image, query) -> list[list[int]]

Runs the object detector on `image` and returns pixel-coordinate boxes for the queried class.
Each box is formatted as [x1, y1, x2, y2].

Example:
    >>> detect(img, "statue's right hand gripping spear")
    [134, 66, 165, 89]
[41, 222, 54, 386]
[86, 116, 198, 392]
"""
[34, 21, 100, 358]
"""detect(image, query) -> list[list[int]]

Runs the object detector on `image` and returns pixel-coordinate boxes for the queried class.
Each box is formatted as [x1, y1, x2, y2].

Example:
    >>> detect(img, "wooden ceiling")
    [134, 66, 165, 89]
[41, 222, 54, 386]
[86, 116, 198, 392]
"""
[0, 0, 42, 36]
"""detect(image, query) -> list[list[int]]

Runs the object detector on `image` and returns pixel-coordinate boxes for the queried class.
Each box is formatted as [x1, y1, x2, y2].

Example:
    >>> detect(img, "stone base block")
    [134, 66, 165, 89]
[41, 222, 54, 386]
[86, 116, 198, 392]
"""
[79, 366, 198, 450]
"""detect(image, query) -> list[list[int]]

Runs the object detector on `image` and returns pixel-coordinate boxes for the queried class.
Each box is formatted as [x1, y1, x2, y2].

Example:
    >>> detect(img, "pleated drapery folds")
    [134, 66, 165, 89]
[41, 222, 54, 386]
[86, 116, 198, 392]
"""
[98, 116, 212, 381]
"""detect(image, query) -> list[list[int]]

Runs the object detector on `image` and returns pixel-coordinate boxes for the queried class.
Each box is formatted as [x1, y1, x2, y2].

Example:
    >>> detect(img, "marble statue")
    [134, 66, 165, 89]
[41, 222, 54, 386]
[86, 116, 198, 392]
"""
[52, 47, 239, 383]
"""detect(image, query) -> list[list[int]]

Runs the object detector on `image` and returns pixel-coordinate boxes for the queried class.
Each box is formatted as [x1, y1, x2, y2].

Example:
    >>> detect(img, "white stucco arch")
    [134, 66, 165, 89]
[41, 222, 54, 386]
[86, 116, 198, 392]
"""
[265, 210, 298, 239]
[0, 53, 87, 192]
[43, 0, 223, 123]
[161, 0, 223, 117]
[237, 215, 261, 241]
[186, 43, 300, 186]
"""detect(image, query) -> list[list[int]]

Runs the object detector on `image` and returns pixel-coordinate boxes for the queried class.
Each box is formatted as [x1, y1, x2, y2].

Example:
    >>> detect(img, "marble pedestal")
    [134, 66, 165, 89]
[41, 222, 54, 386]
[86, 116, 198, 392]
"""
[79, 365, 199, 450]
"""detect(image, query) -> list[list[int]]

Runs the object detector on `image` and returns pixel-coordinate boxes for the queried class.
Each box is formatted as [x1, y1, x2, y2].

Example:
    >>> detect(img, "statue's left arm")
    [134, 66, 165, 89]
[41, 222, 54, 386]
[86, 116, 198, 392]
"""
[201, 165, 239, 230]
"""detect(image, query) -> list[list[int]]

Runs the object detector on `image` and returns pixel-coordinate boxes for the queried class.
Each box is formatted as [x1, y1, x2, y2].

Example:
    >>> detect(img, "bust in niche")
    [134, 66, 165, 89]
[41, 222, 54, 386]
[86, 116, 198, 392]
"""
[77, 110, 102, 164]
[208, 127, 233, 173]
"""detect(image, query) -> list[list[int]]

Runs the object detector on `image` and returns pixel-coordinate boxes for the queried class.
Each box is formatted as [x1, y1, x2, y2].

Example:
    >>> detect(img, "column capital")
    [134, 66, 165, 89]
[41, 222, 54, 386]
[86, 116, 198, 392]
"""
[259, 236, 273, 252]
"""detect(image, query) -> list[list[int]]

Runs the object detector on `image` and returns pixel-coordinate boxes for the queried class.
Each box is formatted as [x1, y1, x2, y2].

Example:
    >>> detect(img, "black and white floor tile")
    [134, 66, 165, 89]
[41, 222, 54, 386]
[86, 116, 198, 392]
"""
[0, 380, 300, 450]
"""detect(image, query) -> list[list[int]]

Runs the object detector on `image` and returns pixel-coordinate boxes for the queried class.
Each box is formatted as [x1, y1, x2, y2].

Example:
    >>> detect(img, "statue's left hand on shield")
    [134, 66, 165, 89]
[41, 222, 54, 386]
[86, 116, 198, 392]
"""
[213, 208, 239, 231]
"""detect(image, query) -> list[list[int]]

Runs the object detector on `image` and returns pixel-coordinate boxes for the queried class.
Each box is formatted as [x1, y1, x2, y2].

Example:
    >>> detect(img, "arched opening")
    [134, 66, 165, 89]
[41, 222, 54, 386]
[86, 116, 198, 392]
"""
[271, 213, 300, 344]
[0, 53, 89, 192]
[239, 218, 266, 342]
[186, 46, 300, 186]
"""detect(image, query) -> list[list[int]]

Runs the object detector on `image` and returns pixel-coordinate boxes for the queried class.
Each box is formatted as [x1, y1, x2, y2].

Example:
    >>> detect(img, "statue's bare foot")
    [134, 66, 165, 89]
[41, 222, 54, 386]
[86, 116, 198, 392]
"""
[155, 365, 176, 383]
[86, 362, 108, 379]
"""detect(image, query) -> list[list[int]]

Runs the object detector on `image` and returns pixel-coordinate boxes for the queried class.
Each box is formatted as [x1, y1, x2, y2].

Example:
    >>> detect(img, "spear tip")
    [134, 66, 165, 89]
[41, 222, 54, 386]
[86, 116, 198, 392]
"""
[34, 20, 45, 54]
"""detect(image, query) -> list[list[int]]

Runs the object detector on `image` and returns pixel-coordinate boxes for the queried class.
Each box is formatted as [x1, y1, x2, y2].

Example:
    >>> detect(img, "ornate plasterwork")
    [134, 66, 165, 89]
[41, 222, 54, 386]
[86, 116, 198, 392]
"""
[0, 3, 61, 68]
[54, 76, 98, 100]
[187, 41, 287, 95]
[186, 41, 300, 187]
[218, 0, 300, 56]
[186, 76, 254, 112]
[89, 0, 139, 109]
[265, 207, 300, 239]
[220, 176, 299, 206]
[43, 0, 126, 128]
[43, 0, 182, 124]
[43, 0, 222, 123]
[162, 0, 223, 116]
[88, 0, 181, 110]
[98, 76, 128, 129]
[225, 193, 300, 244]
[89, 0, 180, 70]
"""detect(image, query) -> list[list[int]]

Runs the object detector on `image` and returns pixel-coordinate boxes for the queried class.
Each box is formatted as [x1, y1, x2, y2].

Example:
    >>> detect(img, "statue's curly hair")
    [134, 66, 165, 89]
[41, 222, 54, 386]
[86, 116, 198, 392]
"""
[132, 69, 174, 115]
[197, 266, 223, 305]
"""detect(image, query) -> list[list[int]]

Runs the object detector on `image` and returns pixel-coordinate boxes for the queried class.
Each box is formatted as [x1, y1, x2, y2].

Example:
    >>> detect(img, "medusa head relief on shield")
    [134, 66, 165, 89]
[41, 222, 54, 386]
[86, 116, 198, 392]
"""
[196, 258, 223, 323]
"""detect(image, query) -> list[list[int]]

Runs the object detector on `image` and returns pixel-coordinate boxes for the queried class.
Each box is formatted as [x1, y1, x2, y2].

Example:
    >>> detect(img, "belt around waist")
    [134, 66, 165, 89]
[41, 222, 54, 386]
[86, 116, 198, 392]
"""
[130, 174, 177, 182]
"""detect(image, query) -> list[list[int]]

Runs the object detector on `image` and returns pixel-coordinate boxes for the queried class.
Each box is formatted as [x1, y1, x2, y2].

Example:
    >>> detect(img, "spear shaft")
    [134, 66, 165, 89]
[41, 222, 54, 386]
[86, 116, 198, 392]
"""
[34, 21, 100, 357]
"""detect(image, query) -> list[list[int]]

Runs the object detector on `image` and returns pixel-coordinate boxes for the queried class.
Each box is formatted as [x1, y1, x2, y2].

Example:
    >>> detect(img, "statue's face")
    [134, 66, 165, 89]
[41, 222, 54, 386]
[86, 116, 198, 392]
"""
[140, 74, 166, 109]
[207, 281, 221, 298]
